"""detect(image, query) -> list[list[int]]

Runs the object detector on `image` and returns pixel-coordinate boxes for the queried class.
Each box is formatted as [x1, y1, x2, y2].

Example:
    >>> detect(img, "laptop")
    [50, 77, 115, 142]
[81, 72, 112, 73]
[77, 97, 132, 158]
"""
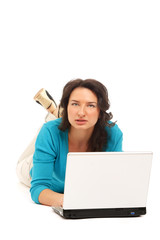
[52, 152, 153, 219]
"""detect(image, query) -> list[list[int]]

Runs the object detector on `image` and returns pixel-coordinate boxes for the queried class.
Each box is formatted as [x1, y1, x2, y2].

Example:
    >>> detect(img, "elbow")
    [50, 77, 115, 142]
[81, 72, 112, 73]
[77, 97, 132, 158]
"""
[30, 184, 49, 204]
[30, 186, 40, 204]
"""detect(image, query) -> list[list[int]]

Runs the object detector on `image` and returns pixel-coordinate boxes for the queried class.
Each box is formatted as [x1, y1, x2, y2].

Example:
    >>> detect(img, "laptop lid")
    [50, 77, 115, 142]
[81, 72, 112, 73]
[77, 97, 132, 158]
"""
[63, 152, 153, 210]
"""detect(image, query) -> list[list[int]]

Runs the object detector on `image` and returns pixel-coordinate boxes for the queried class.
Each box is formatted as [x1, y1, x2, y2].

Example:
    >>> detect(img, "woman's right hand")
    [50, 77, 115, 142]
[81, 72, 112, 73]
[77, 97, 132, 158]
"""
[38, 189, 64, 207]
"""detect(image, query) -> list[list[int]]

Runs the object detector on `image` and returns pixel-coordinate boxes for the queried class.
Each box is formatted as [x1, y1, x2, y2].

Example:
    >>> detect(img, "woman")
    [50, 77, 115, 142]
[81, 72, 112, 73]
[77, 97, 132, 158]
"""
[17, 79, 123, 207]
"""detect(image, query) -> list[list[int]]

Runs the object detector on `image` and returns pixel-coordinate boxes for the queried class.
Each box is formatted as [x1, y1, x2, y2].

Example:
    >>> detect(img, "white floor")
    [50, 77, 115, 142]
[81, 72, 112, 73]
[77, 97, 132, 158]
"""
[1, 159, 160, 240]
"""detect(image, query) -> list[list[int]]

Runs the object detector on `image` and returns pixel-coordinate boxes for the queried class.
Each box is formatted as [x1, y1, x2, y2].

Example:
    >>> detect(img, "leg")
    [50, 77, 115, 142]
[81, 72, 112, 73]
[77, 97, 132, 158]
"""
[17, 88, 59, 187]
[34, 88, 63, 118]
[16, 135, 37, 187]
[16, 114, 57, 187]
[16, 131, 38, 187]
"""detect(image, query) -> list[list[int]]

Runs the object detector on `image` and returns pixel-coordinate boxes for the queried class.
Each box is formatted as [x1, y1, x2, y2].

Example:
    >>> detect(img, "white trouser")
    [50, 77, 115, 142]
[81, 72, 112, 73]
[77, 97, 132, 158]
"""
[16, 113, 57, 187]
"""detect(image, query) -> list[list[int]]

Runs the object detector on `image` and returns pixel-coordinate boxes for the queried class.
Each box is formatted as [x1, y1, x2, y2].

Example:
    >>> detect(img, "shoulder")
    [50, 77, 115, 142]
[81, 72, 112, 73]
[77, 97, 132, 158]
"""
[43, 117, 62, 130]
[104, 121, 123, 151]
[37, 118, 65, 142]
[105, 121, 122, 137]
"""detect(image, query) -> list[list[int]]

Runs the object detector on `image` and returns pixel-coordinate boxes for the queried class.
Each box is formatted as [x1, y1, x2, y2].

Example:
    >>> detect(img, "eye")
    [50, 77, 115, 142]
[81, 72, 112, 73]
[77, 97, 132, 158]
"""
[88, 104, 96, 108]
[71, 103, 79, 106]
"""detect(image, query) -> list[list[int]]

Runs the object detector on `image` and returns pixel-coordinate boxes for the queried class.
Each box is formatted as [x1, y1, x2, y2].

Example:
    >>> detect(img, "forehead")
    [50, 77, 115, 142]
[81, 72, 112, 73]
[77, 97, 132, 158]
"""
[69, 87, 98, 102]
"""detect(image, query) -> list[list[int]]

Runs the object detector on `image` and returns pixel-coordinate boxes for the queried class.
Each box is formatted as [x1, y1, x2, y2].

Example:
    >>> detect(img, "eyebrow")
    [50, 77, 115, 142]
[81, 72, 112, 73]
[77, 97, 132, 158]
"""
[70, 100, 97, 104]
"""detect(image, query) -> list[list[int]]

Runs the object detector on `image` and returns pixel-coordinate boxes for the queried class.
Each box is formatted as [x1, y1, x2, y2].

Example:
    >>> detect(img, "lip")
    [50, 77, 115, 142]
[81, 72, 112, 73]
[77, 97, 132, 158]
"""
[75, 119, 88, 125]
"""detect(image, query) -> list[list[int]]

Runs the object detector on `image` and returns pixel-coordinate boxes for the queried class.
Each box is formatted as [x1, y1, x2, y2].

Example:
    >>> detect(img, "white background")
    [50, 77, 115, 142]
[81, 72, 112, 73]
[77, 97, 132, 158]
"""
[0, 0, 160, 239]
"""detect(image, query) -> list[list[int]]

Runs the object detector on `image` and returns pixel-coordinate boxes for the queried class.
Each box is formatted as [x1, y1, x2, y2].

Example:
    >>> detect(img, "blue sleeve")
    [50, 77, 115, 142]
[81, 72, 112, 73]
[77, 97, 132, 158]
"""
[105, 123, 123, 152]
[30, 124, 57, 204]
[113, 131, 123, 151]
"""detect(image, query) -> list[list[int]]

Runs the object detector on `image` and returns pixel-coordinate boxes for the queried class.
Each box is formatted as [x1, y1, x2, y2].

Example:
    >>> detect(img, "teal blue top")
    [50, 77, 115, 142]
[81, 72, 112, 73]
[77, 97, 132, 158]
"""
[30, 118, 123, 204]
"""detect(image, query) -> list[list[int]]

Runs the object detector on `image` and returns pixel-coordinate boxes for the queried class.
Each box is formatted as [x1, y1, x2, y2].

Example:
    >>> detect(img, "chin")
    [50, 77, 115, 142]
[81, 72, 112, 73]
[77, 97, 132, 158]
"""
[73, 124, 95, 131]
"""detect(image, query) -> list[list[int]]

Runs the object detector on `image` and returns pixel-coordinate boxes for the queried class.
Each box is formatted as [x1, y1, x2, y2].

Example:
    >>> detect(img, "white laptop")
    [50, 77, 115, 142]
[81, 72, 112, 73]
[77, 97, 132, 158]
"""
[52, 152, 153, 219]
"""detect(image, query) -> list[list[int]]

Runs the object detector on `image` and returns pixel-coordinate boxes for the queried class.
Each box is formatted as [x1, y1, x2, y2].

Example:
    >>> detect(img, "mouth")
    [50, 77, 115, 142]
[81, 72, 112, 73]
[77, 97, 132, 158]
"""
[75, 119, 88, 125]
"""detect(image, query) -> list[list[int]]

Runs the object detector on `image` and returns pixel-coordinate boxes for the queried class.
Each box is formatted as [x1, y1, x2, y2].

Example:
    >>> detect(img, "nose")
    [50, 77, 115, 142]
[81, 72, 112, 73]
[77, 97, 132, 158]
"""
[77, 105, 85, 117]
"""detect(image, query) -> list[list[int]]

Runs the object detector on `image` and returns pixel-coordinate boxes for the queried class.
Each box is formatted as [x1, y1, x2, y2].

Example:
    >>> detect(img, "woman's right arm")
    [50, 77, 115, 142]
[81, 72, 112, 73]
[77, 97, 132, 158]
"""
[30, 124, 62, 206]
[38, 189, 64, 207]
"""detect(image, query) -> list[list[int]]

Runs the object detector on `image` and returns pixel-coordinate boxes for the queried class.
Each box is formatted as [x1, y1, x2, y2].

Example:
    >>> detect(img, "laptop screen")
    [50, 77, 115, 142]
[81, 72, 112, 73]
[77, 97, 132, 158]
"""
[63, 152, 153, 210]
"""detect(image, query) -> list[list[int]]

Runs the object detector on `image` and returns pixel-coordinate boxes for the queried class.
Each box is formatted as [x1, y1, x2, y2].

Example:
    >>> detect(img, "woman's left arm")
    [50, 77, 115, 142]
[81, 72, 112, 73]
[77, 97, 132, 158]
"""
[114, 131, 123, 151]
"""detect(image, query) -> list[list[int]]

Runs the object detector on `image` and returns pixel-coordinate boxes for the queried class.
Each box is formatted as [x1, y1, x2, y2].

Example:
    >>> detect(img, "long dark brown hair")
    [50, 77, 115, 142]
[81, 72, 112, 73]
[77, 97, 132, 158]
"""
[58, 79, 115, 151]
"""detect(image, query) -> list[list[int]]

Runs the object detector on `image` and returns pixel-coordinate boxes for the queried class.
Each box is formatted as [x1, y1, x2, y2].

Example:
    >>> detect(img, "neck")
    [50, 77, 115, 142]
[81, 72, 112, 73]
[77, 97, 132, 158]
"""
[68, 127, 93, 151]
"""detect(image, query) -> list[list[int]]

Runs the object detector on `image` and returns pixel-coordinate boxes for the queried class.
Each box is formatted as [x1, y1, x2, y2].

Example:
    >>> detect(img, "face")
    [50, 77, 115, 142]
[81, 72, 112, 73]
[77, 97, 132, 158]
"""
[67, 87, 100, 131]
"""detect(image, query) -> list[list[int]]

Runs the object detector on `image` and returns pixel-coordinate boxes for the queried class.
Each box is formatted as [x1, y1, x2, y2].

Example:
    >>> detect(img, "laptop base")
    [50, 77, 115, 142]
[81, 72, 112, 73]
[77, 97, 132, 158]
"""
[55, 207, 146, 219]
